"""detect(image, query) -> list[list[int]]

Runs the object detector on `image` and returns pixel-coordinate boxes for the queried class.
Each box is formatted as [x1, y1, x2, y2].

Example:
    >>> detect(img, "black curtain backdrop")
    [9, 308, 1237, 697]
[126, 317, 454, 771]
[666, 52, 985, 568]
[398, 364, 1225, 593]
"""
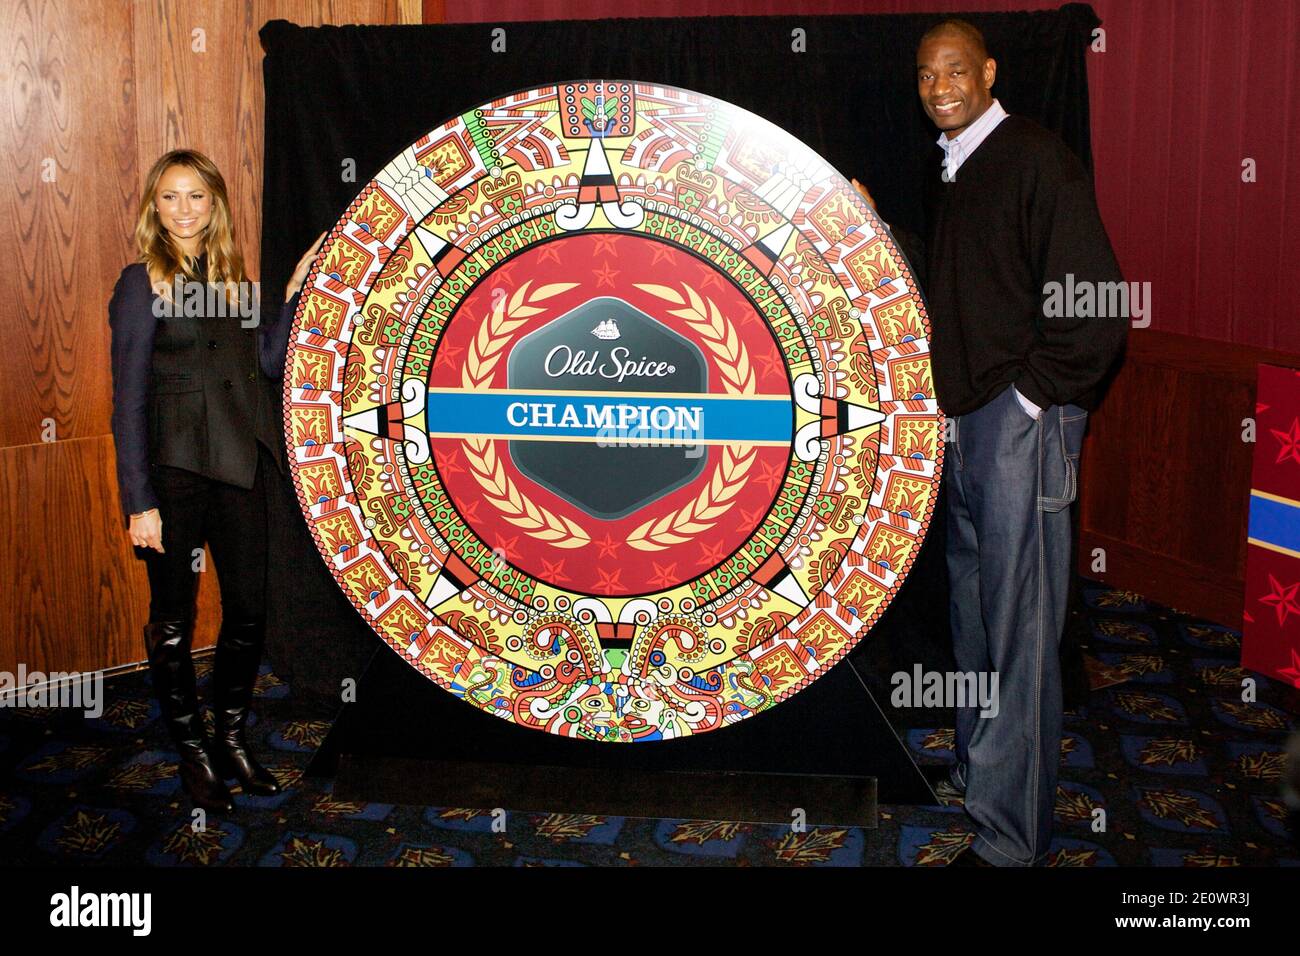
[259, 6, 1100, 715]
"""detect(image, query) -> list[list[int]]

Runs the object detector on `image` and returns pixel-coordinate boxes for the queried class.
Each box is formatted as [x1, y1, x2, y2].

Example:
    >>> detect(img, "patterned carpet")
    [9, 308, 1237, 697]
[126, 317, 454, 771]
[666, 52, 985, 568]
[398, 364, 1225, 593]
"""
[1, 579, 1296, 867]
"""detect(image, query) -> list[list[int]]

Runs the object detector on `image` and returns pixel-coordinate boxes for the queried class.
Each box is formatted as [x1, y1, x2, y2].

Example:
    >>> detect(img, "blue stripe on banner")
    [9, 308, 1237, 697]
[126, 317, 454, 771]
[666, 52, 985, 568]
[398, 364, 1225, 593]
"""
[1247, 493, 1300, 553]
[425, 391, 792, 443]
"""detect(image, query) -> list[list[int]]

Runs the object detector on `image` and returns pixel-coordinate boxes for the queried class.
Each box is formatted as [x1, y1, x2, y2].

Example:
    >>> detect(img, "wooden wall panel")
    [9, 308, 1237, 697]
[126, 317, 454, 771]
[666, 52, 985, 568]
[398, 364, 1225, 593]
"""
[131, 2, 251, 268]
[2, 436, 147, 671]
[0, 0, 137, 449]
[1, 0, 414, 676]
[1078, 330, 1300, 628]
[0, 435, 224, 670]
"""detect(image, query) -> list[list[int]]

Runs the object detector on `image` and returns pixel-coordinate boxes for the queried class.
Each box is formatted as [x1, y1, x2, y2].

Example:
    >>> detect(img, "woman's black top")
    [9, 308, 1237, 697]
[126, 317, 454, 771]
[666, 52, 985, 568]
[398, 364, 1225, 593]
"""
[108, 255, 297, 524]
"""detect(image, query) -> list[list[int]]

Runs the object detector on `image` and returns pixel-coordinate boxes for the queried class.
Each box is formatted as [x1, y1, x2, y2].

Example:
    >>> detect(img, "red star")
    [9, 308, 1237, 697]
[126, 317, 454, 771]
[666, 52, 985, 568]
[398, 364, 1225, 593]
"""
[491, 534, 521, 562]
[646, 561, 679, 589]
[696, 539, 728, 567]
[649, 244, 676, 266]
[754, 350, 785, 383]
[755, 458, 784, 494]
[593, 566, 624, 592]
[461, 499, 481, 523]
[1269, 418, 1300, 465]
[595, 532, 621, 559]
[1259, 573, 1300, 627]
[590, 234, 619, 256]
[540, 557, 569, 583]
[1276, 648, 1300, 688]
[695, 261, 726, 290]
[433, 341, 464, 370]
[736, 504, 766, 532]
[493, 261, 520, 283]
[593, 262, 620, 288]
[537, 243, 564, 265]
[433, 448, 464, 476]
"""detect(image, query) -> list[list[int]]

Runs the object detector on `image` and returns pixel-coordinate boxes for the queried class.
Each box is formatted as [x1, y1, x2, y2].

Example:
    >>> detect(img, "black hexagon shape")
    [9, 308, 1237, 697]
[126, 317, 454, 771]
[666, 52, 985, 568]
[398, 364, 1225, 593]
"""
[506, 296, 708, 520]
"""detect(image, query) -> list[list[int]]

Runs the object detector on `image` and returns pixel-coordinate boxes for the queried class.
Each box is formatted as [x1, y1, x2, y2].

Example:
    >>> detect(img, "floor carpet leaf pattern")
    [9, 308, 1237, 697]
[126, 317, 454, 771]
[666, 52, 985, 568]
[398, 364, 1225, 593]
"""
[1, 581, 1295, 867]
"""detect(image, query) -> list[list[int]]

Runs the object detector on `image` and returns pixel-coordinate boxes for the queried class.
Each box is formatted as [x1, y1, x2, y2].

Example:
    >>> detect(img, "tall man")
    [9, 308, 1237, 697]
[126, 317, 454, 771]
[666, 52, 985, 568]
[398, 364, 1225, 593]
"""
[916, 19, 1127, 866]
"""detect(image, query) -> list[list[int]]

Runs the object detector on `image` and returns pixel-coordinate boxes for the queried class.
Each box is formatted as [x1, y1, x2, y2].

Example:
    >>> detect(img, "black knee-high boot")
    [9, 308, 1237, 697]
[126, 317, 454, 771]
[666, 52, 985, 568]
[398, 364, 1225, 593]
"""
[210, 618, 280, 795]
[144, 619, 235, 814]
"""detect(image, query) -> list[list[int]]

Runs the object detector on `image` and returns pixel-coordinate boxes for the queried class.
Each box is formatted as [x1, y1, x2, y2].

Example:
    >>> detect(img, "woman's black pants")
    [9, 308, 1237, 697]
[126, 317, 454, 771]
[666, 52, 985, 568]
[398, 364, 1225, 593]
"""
[141, 444, 273, 626]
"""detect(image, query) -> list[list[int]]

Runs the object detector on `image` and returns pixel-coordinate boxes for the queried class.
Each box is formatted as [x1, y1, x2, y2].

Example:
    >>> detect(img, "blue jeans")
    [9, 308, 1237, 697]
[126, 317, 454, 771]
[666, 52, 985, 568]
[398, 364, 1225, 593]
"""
[944, 383, 1087, 866]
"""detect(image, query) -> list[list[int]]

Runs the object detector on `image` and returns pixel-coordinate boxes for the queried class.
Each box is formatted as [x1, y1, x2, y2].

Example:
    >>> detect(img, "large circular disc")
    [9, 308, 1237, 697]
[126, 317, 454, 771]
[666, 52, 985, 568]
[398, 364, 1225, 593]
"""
[284, 80, 942, 742]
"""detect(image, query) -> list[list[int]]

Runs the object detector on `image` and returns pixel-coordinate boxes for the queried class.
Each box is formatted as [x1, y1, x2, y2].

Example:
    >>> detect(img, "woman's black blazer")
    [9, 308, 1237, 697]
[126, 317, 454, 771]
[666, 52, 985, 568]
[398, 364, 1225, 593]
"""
[108, 260, 299, 525]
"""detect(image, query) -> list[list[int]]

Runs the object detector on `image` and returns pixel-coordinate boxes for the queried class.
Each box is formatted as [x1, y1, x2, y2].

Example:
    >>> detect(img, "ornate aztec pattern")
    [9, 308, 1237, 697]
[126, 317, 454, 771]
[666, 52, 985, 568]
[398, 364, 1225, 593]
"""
[283, 81, 942, 741]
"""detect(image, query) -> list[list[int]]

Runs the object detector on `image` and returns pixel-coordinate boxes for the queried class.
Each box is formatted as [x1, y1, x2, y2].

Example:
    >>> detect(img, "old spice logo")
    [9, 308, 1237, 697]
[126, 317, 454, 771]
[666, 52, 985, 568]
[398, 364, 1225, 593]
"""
[591, 318, 620, 340]
[543, 344, 678, 382]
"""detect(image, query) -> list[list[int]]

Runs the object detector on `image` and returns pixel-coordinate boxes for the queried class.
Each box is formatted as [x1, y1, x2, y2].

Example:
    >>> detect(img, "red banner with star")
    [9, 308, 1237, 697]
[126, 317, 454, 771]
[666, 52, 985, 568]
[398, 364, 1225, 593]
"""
[1242, 363, 1300, 691]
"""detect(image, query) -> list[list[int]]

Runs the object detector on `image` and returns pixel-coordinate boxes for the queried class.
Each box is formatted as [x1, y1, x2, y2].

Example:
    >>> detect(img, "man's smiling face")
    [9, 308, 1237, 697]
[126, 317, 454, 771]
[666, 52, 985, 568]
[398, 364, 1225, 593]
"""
[917, 30, 997, 139]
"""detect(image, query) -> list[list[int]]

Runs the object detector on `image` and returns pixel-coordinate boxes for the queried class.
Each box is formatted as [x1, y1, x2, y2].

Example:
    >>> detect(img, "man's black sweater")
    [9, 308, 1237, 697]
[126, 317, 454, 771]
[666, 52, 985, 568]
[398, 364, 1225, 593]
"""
[924, 114, 1126, 416]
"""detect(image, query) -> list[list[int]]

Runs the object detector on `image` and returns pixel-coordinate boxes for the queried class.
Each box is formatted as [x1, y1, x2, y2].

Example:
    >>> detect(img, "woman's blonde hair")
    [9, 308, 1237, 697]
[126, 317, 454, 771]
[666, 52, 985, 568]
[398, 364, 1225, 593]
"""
[133, 149, 247, 303]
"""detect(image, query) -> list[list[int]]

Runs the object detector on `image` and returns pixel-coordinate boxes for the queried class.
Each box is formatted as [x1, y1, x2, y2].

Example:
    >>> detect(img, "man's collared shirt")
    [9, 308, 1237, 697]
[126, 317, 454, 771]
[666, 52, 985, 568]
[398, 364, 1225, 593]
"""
[937, 98, 1008, 183]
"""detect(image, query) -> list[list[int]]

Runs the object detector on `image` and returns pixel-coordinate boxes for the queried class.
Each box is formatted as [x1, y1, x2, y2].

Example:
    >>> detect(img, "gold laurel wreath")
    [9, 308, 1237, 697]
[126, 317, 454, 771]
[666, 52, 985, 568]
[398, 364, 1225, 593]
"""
[624, 282, 759, 552]
[460, 280, 591, 549]
[634, 283, 756, 395]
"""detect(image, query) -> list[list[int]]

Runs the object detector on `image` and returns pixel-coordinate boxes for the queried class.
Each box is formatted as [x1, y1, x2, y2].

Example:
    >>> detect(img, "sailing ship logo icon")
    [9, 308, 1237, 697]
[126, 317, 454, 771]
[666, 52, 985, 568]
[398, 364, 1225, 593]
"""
[590, 318, 621, 340]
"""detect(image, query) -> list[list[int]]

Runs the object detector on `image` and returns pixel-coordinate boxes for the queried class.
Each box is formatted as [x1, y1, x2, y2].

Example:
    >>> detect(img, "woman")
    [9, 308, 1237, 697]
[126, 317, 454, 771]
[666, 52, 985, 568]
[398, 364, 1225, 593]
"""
[109, 148, 321, 813]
